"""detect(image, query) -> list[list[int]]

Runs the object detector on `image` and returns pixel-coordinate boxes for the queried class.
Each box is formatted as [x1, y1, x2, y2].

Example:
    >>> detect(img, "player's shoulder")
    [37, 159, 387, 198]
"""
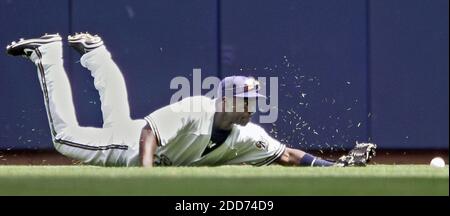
[236, 122, 266, 137]
[232, 123, 278, 151]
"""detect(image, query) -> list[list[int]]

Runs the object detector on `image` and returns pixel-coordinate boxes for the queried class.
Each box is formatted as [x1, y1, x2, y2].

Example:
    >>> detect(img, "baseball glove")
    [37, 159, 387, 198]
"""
[336, 143, 377, 167]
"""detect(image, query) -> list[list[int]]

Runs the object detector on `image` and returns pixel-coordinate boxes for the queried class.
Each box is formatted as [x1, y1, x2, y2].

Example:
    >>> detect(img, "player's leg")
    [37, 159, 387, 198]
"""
[65, 32, 146, 165]
[6, 33, 143, 166]
[6, 33, 78, 136]
[54, 125, 143, 166]
[68, 33, 132, 128]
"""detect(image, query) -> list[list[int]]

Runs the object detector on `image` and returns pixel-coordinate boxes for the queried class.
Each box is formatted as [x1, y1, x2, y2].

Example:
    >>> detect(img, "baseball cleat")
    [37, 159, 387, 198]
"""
[6, 33, 62, 57]
[68, 32, 104, 55]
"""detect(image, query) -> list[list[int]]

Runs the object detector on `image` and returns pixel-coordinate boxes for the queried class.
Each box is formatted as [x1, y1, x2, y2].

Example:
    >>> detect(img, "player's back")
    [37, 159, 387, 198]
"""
[144, 96, 217, 166]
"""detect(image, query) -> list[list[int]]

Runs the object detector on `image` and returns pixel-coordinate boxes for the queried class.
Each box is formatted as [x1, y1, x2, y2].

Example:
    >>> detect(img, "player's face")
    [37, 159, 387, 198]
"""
[229, 97, 256, 126]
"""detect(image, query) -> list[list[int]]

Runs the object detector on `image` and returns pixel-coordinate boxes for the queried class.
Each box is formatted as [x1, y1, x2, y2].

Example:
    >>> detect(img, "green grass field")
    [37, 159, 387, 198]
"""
[0, 165, 448, 195]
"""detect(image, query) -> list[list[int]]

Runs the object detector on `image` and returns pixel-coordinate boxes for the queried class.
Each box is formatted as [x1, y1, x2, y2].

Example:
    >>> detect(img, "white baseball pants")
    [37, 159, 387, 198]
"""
[29, 42, 146, 166]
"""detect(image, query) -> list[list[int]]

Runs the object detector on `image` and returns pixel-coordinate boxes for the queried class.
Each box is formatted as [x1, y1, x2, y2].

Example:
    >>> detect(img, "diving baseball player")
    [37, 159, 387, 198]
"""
[6, 33, 376, 167]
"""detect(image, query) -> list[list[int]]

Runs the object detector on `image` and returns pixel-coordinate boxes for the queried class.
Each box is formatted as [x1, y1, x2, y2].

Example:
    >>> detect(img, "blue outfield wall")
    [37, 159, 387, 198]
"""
[0, 0, 448, 150]
[370, 0, 449, 149]
[220, 0, 370, 151]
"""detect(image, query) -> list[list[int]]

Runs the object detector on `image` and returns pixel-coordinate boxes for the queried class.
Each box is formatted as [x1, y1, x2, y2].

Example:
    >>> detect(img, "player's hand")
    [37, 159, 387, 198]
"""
[336, 143, 377, 167]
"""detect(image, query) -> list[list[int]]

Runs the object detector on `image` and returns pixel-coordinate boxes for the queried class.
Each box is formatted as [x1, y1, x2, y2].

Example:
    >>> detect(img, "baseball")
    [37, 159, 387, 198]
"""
[430, 157, 445, 168]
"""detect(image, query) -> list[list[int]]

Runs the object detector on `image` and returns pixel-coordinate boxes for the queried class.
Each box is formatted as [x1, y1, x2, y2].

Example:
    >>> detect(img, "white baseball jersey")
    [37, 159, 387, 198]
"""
[144, 96, 286, 166]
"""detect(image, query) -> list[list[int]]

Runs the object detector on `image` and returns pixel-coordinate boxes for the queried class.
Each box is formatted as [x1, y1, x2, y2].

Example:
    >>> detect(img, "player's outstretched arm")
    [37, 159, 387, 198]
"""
[139, 124, 158, 167]
[275, 147, 336, 167]
[275, 147, 306, 166]
[275, 143, 377, 167]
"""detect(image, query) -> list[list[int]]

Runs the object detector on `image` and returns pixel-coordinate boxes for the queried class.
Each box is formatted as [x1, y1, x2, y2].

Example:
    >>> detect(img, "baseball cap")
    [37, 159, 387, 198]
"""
[217, 76, 266, 98]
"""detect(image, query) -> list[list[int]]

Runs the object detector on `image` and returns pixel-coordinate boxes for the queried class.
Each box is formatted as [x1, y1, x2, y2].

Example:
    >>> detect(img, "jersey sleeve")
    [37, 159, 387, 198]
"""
[227, 123, 286, 166]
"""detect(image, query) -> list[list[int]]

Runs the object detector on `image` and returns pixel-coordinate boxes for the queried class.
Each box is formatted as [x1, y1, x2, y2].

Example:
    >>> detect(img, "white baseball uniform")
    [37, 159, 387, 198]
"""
[145, 96, 286, 166]
[31, 42, 285, 167]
